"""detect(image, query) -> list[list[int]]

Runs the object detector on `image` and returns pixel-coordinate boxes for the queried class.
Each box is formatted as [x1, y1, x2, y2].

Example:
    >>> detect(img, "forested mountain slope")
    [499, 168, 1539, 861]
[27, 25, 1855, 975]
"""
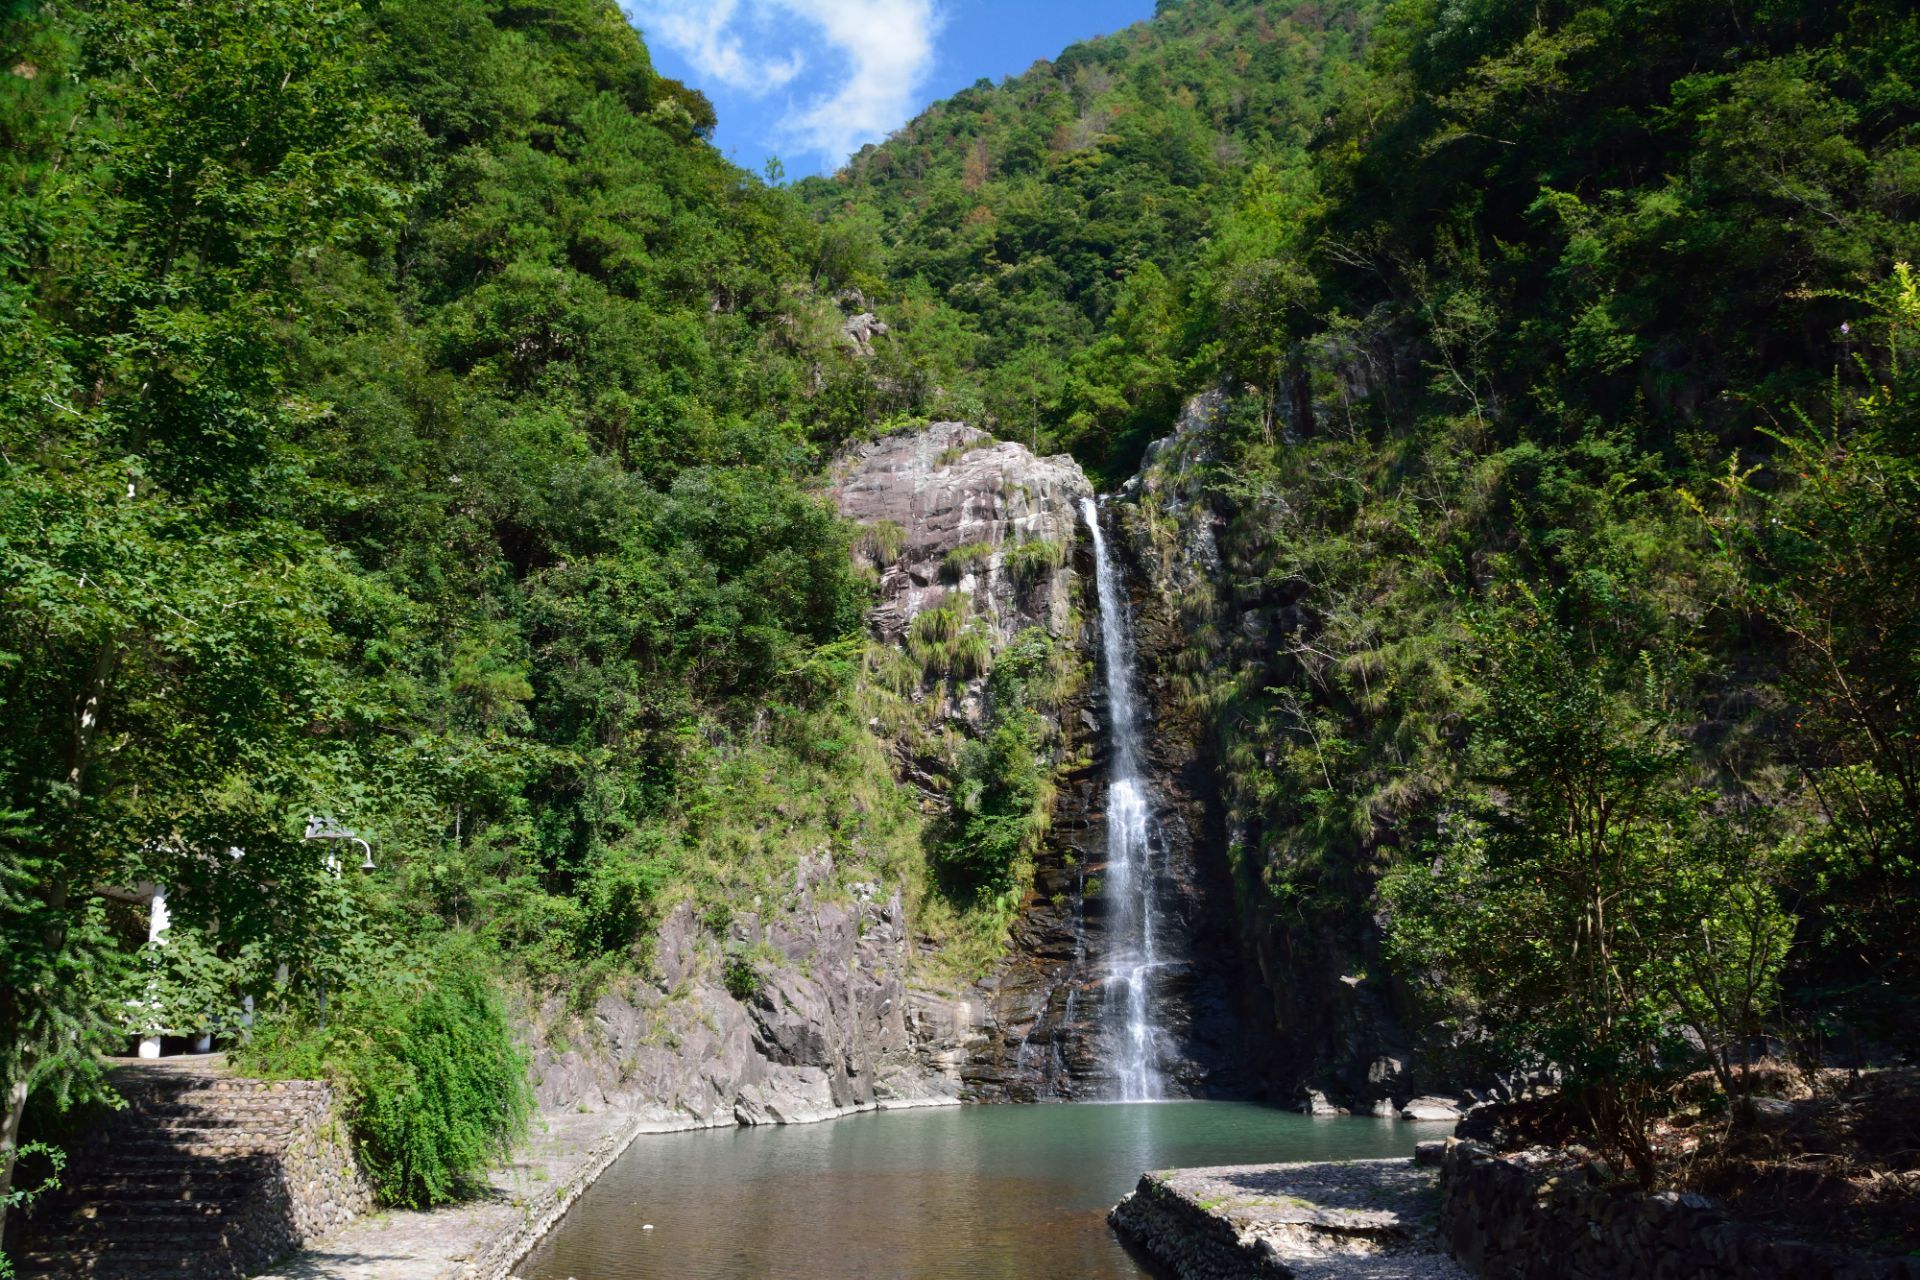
[2, 0, 1917, 1242]
[822, 0, 1920, 1184]
[1, 0, 965, 1212]
[800, 0, 1383, 479]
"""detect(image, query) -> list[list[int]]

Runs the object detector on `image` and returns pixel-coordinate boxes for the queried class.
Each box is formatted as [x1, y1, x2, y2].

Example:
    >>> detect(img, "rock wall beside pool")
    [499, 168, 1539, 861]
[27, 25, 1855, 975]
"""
[527, 853, 970, 1129]
[1438, 1139, 1920, 1280]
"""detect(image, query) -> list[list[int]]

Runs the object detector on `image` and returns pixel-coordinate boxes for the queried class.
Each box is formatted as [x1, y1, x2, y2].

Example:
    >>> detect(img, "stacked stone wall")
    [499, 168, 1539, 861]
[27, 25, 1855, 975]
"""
[226, 1082, 376, 1272]
[8, 1070, 374, 1280]
[1439, 1140, 1920, 1280]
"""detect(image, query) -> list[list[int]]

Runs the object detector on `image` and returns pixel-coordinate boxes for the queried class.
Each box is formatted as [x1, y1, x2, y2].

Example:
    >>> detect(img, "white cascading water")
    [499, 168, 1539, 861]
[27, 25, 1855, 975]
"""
[1079, 497, 1166, 1101]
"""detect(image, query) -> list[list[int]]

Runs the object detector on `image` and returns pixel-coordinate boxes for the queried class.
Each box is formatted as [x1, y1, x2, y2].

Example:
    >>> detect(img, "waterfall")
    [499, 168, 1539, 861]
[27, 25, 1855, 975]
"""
[1079, 497, 1166, 1101]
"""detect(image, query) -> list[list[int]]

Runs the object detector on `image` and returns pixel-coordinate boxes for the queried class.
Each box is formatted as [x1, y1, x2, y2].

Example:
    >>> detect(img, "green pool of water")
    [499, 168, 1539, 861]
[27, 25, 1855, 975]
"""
[514, 1101, 1447, 1279]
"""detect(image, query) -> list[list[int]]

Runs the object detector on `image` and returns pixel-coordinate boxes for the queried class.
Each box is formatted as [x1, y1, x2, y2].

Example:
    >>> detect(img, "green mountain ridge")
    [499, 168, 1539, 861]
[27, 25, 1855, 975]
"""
[3, 0, 1917, 1234]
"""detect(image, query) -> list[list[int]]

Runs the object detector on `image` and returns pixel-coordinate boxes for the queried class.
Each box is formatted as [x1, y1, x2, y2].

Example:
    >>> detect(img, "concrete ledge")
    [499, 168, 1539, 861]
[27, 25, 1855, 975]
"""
[257, 1091, 961, 1280]
[1109, 1159, 1469, 1280]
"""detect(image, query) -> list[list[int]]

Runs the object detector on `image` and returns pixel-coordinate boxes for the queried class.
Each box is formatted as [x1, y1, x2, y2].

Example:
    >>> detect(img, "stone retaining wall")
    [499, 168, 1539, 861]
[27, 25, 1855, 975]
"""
[228, 1082, 376, 1276]
[1108, 1171, 1294, 1280]
[1439, 1140, 1920, 1280]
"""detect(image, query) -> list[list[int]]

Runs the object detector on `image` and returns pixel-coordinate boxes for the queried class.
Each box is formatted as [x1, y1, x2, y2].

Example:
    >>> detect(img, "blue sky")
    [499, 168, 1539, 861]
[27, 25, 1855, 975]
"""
[625, 0, 1157, 180]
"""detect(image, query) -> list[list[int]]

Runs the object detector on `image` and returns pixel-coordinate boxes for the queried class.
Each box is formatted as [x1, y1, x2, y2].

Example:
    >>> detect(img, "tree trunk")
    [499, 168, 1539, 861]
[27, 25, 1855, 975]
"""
[0, 1073, 30, 1239]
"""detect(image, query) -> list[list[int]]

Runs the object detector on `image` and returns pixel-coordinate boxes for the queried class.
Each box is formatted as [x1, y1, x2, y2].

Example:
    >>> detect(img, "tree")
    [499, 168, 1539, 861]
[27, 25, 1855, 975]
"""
[0, 0, 403, 1213]
[1695, 264, 1920, 1045]
[1384, 588, 1791, 1181]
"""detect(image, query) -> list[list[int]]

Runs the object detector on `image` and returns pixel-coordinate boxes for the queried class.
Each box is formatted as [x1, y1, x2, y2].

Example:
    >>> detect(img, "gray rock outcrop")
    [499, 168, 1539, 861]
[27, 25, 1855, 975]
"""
[529, 853, 963, 1127]
[841, 311, 889, 354]
[832, 421, 1090, 646]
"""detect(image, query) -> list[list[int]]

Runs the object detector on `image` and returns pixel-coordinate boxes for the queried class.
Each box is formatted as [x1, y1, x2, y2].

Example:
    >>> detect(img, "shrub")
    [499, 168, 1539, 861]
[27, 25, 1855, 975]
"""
[345, 948, 530, 1208]
[723, 952, 764, 1001]
[908, 603, 962, 651]
[235, 939, 530, 1210]
[950, 627, 993, 679]
[941, 541, 994, 581]
[1005, 537, 1067, 584]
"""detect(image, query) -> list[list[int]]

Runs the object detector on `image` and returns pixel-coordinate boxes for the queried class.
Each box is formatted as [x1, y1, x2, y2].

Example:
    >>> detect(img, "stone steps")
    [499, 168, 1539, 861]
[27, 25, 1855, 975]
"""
[12, 1247, 227, 1280]
[9, 1063, 339, 1280]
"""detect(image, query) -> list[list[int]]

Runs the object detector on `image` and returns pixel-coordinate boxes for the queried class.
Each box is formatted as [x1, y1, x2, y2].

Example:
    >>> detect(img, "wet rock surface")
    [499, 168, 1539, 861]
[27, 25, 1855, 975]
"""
[1115, 388, 1424, 1111]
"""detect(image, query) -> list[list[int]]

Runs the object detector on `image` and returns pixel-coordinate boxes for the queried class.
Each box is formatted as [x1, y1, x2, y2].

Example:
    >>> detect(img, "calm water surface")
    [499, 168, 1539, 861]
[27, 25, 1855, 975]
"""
[515, 1101, 1446, 1280]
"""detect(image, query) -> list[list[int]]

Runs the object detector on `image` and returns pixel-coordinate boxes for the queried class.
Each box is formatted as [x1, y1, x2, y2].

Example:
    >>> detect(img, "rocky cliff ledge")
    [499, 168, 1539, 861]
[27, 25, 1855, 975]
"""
[1115, 388, 1422, 1111]
[529, 853, 968, 1126]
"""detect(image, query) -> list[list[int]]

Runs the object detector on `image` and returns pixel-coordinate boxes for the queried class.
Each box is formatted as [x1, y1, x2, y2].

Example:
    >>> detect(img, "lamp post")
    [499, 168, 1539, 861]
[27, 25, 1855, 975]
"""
[303, 816, 375, 875]
[301, 818, 375, 1028]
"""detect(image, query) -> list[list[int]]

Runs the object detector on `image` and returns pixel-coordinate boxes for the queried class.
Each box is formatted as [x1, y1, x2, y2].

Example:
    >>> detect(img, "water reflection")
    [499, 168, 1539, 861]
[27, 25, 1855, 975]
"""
[516, 1101, 1447, 1280]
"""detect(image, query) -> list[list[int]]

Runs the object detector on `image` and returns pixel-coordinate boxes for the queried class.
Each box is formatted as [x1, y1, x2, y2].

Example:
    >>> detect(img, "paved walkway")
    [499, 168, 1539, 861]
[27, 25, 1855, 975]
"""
[254, 1109, 678, 1280]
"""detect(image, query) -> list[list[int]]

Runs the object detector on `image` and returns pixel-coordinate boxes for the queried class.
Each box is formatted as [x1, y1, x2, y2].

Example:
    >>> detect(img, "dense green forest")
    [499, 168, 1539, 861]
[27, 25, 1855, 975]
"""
[0, 0, 941, 1210]
[815, 0, 1919, 1175]
[2, 0, 1917, 1225]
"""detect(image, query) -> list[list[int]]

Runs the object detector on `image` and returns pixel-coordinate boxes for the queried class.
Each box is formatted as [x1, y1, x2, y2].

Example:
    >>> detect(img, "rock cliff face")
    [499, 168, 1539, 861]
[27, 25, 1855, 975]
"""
[831, 420, 1089, 647]
[831, 421, 1271, 1101]
[833, 421, 1105, 1099]
[530, 853, 971, 1126]
[1114, 389, 1423, 1112]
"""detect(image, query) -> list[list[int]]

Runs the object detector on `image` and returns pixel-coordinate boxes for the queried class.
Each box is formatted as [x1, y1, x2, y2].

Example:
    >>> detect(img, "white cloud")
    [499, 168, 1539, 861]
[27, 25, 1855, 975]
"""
[630, 0, 806, 97]
[775, 0, 939, 166]
[632, 0, 940, 169]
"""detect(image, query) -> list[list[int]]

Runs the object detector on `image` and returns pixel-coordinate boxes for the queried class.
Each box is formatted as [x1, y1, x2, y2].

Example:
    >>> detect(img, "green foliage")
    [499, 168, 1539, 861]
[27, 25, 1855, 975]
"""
[1004, 538, 1068, 585]
[0, 0, 921, 1182]
[1, 0, 405, 1176]
[941, 542, 994, 581]
[1693, 263, 1920, 1043]
[906, 601, 992, 680]
[9, 0, 1920, 1191]
[854, 519, 907, 568]
[722, 952, 764, 1002]
[237, 939, 529, 1209]
[1382, 590, 1791, 1180]
[936, 630, 1060, 899]
[0, 1140, 66, 1278]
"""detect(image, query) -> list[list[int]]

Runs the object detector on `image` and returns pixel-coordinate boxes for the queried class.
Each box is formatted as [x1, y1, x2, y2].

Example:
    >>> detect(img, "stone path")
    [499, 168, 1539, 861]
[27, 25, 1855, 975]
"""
[253, 1094, 961, 1280]
[253, 1109, 679, 1280]
[1110, 1157, 1472, 1280]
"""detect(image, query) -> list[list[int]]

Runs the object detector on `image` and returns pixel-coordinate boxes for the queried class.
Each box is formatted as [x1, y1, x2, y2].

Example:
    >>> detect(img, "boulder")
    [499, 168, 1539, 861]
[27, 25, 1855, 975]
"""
[1402, 1095, 1465, 1121]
